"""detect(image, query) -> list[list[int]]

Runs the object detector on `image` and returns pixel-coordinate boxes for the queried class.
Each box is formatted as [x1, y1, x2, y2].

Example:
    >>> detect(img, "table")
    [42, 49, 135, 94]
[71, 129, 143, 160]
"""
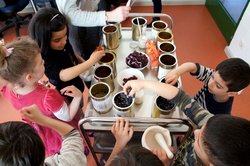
[85, 28, 186, 120]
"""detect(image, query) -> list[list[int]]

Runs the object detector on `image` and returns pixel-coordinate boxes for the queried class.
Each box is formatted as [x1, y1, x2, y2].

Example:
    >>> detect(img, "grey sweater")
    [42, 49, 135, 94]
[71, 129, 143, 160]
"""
[44, 129, 87, 166]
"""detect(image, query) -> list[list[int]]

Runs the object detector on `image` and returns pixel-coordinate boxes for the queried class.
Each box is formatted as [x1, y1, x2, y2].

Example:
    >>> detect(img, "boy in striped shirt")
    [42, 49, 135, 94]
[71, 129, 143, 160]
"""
[165, 58, 250, 114]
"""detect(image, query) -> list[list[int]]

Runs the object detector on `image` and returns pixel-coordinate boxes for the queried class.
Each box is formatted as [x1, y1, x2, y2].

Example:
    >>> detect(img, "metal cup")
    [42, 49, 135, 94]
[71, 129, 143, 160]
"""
[158, 41, 176, 54]
[151, 20, 168, 40]
[108, 22, 122, 39]
[112, 91, 135, 117]
[102, 24, 119, 50]
[157, 31, 173, 48]
[152, 96, 176, 118]
[99, 51, 117, 78]
[94, 64, 115, 92]
[132, 17, 147, 41]
[89, 82, 112, 114]
[157, 54, 177, 79]
[159, 76, 181, 89]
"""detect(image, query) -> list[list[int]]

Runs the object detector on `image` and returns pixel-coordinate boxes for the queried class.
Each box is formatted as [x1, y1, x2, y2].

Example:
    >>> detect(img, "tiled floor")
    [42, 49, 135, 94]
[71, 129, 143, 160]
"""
[1, 4, 250, 165]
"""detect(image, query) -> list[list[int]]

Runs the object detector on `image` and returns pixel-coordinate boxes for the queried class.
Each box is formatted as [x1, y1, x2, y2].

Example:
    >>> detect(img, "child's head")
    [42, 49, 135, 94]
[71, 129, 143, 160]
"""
[0, 121, 45, 166]
[0, 37, 43, 88]
[110, 145, 164, 166]
[194, 115, 250, 166]
[212, 58, 250, 93]
[28, 7, 68, 54]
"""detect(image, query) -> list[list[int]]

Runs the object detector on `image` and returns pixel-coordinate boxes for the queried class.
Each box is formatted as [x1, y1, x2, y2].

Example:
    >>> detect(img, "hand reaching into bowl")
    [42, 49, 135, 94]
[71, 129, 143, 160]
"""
[123, 80, 144, 96]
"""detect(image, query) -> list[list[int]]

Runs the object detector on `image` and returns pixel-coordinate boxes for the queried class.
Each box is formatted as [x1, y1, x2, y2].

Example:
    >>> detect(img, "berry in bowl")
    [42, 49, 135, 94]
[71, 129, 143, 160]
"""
[126, 51, 150, 70]
[117, 68, 144, 87]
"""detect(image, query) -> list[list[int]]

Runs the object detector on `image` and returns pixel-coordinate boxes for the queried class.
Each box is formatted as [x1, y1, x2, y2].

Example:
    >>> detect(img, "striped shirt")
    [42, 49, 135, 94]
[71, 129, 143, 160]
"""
[191, 63, 233, 114]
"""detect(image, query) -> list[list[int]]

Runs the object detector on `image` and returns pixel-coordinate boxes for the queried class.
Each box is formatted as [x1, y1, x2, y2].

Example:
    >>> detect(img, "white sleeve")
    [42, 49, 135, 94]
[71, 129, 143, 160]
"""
[56, 0, 106, 27]
[53, 102, 71, 122]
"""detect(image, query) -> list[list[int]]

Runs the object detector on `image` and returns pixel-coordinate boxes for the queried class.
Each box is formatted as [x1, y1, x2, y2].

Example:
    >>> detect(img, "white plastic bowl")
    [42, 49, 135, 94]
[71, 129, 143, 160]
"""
[125, 51, 150, 70]
[117, 68, 144, 87]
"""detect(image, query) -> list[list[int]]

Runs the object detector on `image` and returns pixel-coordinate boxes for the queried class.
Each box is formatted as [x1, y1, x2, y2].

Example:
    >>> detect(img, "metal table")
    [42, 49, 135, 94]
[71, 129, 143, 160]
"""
[80, 13, 192, 166]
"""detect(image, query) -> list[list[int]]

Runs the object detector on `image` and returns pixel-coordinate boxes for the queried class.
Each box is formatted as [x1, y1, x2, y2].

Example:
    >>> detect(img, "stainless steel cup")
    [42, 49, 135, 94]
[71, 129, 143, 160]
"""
[157, 31, 174, 48]
[108, 22, 122, 39]
[94, 64, 115, 92]
[159, 76, 181, 89]
[151, 20, 168, 40]
[99, 51, 117, 78]
[89, 82, 112, 114]
[112, 91, 135, 117]
[152, 96, 176, 118]
[102, 24, 119, 50]
[157, 54, 177, 79]
[158, 41, 176, 54]
[132, 17, 147, 41]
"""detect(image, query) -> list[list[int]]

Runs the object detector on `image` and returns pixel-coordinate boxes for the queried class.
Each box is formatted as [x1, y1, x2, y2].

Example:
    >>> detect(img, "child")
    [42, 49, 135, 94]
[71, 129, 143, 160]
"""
[0, 105, 86, 166]
[165, 59, 250, 114]
[0, 38, 82, 156]
[105, 118, 167, 166]
[123, 80, 250, 166]
[28, 7, 105, 94]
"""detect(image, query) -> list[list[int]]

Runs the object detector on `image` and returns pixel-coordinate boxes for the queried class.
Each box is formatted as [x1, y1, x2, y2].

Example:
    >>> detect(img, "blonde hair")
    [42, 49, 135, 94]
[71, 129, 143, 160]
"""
[0, 37, 40, 87]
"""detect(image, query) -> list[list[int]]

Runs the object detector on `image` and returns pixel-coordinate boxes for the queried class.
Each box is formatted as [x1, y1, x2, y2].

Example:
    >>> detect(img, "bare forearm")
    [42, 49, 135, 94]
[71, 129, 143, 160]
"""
[105, 144, 123, 166]
[38, 116, 74, 136]
[69, 97, 82, 120]
[176, 62, 197, 75]
[59, 59, 94, 81]
[142, 80, 179, 100]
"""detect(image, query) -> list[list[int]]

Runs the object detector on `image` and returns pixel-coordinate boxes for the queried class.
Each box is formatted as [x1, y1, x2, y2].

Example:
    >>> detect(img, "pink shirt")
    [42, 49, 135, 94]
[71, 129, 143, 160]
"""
[1, 83, 65, 156]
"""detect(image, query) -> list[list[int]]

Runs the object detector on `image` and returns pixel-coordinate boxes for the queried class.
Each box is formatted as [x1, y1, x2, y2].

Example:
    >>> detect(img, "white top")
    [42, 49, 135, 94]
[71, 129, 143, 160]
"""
[56, 0, 106, 27]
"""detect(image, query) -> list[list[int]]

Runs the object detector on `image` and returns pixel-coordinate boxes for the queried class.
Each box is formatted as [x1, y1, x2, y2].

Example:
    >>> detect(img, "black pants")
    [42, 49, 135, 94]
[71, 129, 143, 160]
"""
[69, 0, 117, 60]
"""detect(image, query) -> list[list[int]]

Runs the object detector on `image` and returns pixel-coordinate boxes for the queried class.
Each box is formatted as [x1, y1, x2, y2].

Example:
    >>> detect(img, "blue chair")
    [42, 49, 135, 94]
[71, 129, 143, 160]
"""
[0, 0, 31, 38]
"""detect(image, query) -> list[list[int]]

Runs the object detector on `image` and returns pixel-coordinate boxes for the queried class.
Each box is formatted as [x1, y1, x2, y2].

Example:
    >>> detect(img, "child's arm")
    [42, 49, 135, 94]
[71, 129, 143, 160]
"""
[59, 50, 105, 81]
[165, 62, 197, 85]
[20, 105, 87, 164]
[20, 105, 73, 135]
[124, 80, 179, 100]
[124, 80, 213, 127]
[58, 85, 83, 121]
[105, 118, 134, 166]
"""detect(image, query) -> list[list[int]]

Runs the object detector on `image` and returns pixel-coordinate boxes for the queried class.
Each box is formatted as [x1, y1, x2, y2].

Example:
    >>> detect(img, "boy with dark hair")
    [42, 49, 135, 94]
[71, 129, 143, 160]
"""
[165, 58, 250, 114]
[123, 80, 250, 166]
[0, 105, 86, 166]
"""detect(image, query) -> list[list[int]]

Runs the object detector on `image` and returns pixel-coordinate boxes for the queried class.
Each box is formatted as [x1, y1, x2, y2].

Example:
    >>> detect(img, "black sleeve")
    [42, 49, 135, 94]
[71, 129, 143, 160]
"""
[190, 63, 200, 76]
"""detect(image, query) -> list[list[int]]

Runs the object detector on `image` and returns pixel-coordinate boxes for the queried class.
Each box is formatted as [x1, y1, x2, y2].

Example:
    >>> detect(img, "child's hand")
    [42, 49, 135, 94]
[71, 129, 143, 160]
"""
[60, 85, 82, 98]
[152, 147, 174, 165]
[111, 118, 134, 149]
[89, 50, 106, 64]
[165, 70, 179, 85]
[20, 105, 46, 125]
[123, 80, 143, 96]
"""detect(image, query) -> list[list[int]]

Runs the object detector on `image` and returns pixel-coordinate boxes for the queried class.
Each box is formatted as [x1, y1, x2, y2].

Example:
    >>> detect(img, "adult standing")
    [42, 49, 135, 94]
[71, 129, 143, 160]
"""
[56, 0, 131, 60]
[148, 0, 162, 27]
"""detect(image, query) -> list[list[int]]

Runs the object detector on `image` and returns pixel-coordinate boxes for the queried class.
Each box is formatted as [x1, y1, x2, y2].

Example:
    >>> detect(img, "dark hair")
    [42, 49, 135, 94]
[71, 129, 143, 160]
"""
[110, 145, 164, 166]
[0, 121, 45, 166]
[202, 115, 250, 166]
[216, 58, 250, 92]
[0, 37, 40, 87]
[28, 7, 67, 55]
